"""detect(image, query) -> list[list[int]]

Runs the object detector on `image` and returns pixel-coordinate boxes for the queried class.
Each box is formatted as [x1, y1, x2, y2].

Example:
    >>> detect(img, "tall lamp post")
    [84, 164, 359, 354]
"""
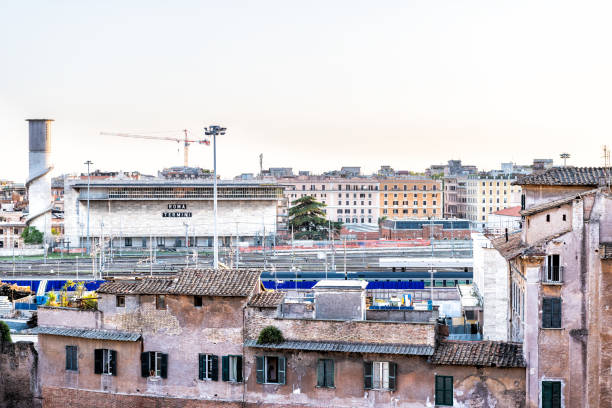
[204, 125, 226, 269]
[84, 160, 93, 255]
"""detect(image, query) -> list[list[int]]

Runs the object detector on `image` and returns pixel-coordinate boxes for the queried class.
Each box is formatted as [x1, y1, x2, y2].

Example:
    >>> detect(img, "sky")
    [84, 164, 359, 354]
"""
[1, 1, 611, 181]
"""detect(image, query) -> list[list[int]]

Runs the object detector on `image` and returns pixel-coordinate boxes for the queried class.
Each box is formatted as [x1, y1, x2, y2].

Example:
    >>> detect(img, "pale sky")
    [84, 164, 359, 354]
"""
[1, 1, 611, 181]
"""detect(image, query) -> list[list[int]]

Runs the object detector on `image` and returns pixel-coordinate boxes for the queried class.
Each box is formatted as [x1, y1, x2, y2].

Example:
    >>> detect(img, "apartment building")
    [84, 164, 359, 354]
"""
[465, 174, 521, 229]
[281, 177, 380, 225]
[35, 269, 526, 407]
[487, 167, 611, 408]
[443, 176, 468, 218]
[379, 178, 443, 219]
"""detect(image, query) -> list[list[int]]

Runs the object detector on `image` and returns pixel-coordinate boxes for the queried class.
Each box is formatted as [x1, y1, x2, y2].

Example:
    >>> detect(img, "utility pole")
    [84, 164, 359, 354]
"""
[99, 221, 104, 276]
[343, 238, 347, 280]
[76, 255, 79, 281]
[184, 222, 189, 251]
[430, 217, 434, 302]
[84, 160, 93, 255]
[235, 222, 239, 269]
[149, 232, 153, 277]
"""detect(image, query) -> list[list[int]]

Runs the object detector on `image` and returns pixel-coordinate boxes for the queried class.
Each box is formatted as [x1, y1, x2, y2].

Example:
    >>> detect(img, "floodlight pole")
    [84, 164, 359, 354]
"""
[204, 125, 226, 270]
[84, 160, 93, 255]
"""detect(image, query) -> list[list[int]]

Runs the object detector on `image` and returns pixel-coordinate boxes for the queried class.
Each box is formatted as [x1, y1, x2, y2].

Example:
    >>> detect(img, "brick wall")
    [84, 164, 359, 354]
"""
[246, 309, 436, 346]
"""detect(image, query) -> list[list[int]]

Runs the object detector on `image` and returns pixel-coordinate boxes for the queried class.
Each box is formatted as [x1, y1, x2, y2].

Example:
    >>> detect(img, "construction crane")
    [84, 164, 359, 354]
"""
[100, 130, 210, 167]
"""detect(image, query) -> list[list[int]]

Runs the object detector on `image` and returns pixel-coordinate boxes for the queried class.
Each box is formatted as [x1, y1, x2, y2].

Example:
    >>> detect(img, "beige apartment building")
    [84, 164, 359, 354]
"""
[465, 175, 521, 229]
[379, 178, 443, 219]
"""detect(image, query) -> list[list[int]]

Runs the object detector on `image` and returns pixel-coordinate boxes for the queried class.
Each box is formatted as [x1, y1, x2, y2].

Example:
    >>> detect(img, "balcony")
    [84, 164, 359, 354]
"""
[542, 266, 564, 285]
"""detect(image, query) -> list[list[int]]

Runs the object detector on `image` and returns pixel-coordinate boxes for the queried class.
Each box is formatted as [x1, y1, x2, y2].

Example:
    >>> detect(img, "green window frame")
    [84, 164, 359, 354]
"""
[363, 361, 396, 391]
[435, 375, 453, 406]
[542, 297, 562, 328]
[221, 355, 243, 383]
[198, 354, 218, 381]
[316, 359, 334, 388]
[65, 345, 78, 371]
[542, 381, 561, 408]
[140, 351, 168, 379]
[255, 355, 286, 385]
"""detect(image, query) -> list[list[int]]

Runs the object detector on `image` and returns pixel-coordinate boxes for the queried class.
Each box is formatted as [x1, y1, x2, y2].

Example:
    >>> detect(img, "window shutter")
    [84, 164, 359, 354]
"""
[316, 360, 325, 387]
[65, 346, 72, 371]
[236, 355, 243, 383]
[94, 349, 103, 374]
[552, 299, 562, 328]
[160, 353, 168, 379]
[110, 350, 117, 376]
[444, 376, 453, 405]
[542, 298, 552, 328]
[326, 359, 334, 388]
[388, 362, 397, 391]
[542, 381, 552, 408]
[435, 376, 444, 404]
[198, 354, 205, 380]
[256, 356, 264, 384]
[278, 356, 286, 385]
[221, 356, 229, 382]
[552, 382, 561, 407]
[211, 355, 218, 381]
[141, 352, 149, 377]
[363, 361, 373, 389]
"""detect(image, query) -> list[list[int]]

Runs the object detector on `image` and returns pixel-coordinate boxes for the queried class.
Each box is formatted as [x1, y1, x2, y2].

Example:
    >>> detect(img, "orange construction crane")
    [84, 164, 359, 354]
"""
[100, 130, 210, 167]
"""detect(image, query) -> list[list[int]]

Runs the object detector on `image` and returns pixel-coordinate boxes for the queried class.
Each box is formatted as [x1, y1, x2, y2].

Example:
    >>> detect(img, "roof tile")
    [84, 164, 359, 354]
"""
[248, 291, 285, 308]
[430, 340, 525, 367]
[514, 167, 610, 186]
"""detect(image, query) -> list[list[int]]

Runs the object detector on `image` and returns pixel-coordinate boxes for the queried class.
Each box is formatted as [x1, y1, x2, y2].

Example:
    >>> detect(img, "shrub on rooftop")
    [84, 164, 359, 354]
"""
[257, 326, 284, 344]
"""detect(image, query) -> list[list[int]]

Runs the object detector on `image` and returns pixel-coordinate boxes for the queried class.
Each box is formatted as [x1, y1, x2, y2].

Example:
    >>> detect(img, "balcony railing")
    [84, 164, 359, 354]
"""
[542, 266, 564, 284]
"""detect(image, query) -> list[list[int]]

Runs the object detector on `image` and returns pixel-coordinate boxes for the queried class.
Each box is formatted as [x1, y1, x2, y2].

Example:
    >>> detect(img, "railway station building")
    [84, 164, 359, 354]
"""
[63, 178, 286, 250]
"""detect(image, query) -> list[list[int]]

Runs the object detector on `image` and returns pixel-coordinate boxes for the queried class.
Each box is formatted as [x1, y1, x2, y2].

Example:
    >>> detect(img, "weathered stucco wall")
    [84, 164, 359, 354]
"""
[243, 348, 525, 408]
[0, 340, 40, 408]
[524, 185, 592, 209]
[38, 307, 102, 329]
[524, 203, 573, 245]
[246, 308, 436, 347]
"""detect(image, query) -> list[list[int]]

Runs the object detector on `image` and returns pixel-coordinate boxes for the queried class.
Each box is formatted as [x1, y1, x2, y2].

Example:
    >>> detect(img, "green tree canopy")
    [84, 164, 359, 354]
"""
[21, 226, 43, 245]
[288, 196, 342, 240]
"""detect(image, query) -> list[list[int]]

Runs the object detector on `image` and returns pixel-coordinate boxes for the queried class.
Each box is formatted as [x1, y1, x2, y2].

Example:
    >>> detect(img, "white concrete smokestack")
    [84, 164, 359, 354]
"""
[26, 119, 54, 244]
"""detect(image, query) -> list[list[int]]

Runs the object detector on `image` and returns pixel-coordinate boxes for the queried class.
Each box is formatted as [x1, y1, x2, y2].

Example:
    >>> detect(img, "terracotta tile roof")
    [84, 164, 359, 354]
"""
[514, 167, 610, 186]
[520, 189, 598, 216]
[600, 243, 612, 259]
[492, 206, 521, 217]
[430, 340, 525, 368]
[97, 277, 174, 295]
[98, 269, 261, 297]
[170, 269, 260, 297]
[489, 231, 528, 260]
[248, 291, 285, 308]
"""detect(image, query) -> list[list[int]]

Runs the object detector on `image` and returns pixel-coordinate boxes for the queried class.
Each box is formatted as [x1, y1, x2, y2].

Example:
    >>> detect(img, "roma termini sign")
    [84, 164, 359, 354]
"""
[162, 203, 192, 218]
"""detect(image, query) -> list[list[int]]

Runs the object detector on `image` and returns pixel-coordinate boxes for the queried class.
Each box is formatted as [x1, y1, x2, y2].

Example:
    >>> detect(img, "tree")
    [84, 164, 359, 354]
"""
[0, 321, 11, 343]
[257, 326, 284, 344]
[288, 196, 342, 240]
[21, 226, 43, 245]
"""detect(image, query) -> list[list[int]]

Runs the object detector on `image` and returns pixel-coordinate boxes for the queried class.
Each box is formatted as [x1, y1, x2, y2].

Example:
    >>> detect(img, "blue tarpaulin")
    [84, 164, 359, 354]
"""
[262, 280, 426, 290]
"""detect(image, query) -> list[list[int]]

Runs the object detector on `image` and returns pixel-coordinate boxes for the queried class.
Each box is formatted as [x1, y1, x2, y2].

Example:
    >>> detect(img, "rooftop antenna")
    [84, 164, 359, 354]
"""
[603, 145, 611, 188]
[259, 153, 263, 179]
[560, 153, 570, 167]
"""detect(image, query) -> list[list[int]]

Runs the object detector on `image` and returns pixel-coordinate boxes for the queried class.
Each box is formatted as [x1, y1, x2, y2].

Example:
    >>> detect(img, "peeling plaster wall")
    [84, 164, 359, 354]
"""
[243, 349, 525, 408]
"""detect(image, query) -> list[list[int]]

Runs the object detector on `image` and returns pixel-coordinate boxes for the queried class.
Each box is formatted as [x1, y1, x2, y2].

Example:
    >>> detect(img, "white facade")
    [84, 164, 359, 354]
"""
[471, 232, 509, 341]
[280, 177, 380, 225]
[63, 179, 284, 249]
[465, 176, 521, 230]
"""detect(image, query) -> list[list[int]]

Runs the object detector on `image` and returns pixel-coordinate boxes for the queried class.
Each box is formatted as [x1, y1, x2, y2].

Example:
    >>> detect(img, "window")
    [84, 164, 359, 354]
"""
[194, 296, 203, 307]
[65, 345, 78, 371]
[542, 381, 561, 408]
[156, 295, 166, 310]
[198, 354, 218, 381]
[116, 295, 125, 307]
[156, 237, 165, 247]
[546, 255, 561, 282]
[546, 214, 550, 222]
[435, 375, 453, 406]
[175, 238, 182, 247]
[364, 361, 396, 390]
[562, 214, 566, 221]
[124, 237, 132, 247]
[0, 229, 3, 235]
[94, 349, 117, 376]
[255, 356, 286, 384]
[542, 297, 562, 328]
[317, 359, 334, 388]
[142, 238, 147, 247]
[140, 351, 168, 378]
[222, 355, 243, 382]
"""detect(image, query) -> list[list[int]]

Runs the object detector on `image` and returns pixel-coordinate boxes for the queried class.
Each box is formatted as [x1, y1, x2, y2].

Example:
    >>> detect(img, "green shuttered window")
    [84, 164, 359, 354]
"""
[435, 375, 453, 406]
[316, 359, 334, 388]
[255, 356, 286, 385]
[198, 354, 218, 381]
[363, 361, 397, 391]
[140, 351, 168, 378]
[542, 297, 562, 328]
[94, 349, 117, 376]
[222, 355, 242, 382]
[542, 381, 561, 408]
